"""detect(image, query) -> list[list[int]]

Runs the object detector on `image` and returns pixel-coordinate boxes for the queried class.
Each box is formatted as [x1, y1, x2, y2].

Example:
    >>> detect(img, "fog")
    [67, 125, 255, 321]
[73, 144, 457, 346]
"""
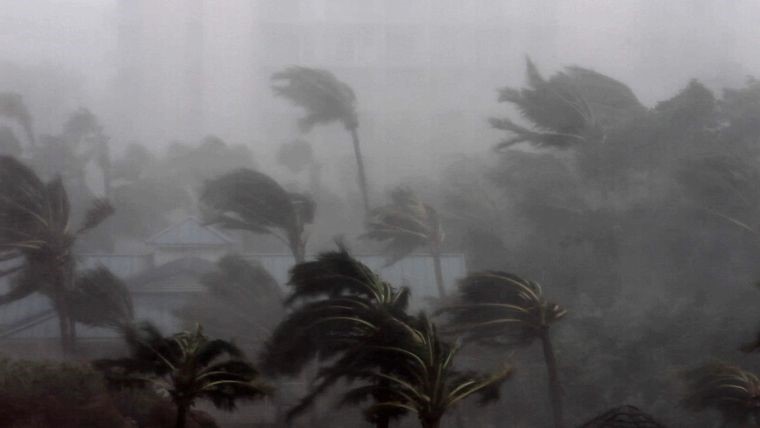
[1, 1, 760, 427]
[3, 1, 759, 180]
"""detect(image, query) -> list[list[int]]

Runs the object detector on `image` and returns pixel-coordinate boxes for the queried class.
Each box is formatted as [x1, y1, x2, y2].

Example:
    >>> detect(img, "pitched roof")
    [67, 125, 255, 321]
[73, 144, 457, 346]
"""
[146, 217, 235, 247]
[579, 405, 666, 428]
[0, 253, 468, 339]
[126, 257, 216, 292]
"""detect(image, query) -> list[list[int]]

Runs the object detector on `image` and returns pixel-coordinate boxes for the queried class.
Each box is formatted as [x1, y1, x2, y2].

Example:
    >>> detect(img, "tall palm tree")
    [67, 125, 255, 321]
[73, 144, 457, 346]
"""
[440, 271, 567, 428]
[272, 66, 371, 213]
[0, 92, 35, 149]
[0, 155, 114, 353]
[262, 245, 412, 428]
[681, 362, 760, 426]
[364, 187, 446, 297]
[490, 58, 643, 150]
[341, 314, 513, 428]
[95, 323, 272, 428]
[201, 168, 314, 262]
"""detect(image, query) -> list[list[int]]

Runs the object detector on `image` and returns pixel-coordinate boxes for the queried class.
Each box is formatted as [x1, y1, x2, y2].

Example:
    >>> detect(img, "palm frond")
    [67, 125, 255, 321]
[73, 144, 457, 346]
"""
[77, 198, 114, 235]
[681, 362, 760, 424]
[363, 187, 443, 266]
[68, 266, 133, 328]
[271, 66, 358, 131]
[440, 271, 566, 347]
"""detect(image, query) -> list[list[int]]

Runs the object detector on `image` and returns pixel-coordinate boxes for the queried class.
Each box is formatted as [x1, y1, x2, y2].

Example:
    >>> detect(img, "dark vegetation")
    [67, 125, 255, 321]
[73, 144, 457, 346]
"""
[1, 49, 760, 427]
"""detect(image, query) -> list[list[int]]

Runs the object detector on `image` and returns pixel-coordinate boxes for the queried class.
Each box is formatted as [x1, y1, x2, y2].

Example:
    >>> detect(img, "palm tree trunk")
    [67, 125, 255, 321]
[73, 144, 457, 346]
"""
[175, 402, 189, 428]
[348, 127, 370, 214]
[69, 318, 77, 353]
[288, 232, 306, 264]
[539, 329, 565, 428]
[430, 243, 446, 298]
[419, 415, 440, 428]
[56, 302, 71, 354]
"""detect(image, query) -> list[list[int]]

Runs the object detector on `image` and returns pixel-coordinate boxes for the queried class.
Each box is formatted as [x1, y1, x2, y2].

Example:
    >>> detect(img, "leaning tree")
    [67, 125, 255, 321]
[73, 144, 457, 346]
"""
[272, 66, 371, 213]
[681, 361, 760, 426]
[262, 245, 413, 428]
[440, 271, 567, 428]
[341, 313, 513, 428]
[364, 187, 447, 297]
[0, 155, 114, 353]
[201, 168, 314, 263]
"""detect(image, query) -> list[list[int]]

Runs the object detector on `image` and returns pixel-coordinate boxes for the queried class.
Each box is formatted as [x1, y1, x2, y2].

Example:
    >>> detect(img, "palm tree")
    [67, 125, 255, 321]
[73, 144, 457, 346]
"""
[94, 323, 272, 428]
[0, 92, 35, 149]
[67, 266, 133, 330]
[363, 187, 446, 297]
[272, 66, 371, 213]
[262, 245, 412, 428]
[0, 155, 114, 353]
[490, 58, 643, 150]
[201, 168, 314, 263]
[341, 314, 513, 428]
[681, 362, 760, 426]
[439, 271, 567, 428]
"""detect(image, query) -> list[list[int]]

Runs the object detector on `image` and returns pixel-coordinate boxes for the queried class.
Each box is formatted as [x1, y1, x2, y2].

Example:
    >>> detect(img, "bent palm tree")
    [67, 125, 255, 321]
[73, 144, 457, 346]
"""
[681, 362, 760, 426]
[363, 187, 446, 297]
[95, 323, 271, 428]
[490, 58, 643, 150]
[201, 168, 314, 262]
[0, 155, 114, 353]
[342, 314, 513, 428]
[262, 245, 412, 428]
[272, 66, 370, 213]
[440, 271, 567, 428]
[68, 266, 133, 330]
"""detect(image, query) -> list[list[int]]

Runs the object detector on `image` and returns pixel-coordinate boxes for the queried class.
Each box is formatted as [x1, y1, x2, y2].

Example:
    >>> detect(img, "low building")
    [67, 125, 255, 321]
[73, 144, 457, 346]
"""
[0, 217, 466, 357]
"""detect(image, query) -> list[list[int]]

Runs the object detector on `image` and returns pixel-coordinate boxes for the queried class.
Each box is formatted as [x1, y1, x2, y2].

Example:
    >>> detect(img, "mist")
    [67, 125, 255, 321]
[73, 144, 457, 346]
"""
[0, 1, 759, 427]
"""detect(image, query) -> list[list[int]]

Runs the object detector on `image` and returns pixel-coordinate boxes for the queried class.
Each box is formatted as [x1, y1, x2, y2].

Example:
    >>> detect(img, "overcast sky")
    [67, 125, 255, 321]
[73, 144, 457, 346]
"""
[1, 0, 759, 183]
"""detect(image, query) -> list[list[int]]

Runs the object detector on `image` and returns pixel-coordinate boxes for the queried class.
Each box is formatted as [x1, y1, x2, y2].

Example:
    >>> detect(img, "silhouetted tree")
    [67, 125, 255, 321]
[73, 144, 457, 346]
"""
[681, 362, 760, 426]
[67, 266, 133, 330]
[364, 187, 447, 297]
[490, 58, 643, 150]
[201, 168, 314, 262]
[95, 323, 271, 428]
[0, 156, 113, 353]
[272, 66, 371, 213]
[341, 314, 513, 428]
[441, 271, 567, 428]
[262, 246, 412, 428]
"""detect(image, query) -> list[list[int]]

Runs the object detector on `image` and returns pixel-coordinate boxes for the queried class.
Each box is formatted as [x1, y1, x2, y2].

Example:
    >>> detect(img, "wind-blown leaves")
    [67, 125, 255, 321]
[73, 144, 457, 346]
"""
[0, 155, 114, 352]
[68, 267, 133, 329]
[681, 362, 760, 424]
[201, 168, 313, 261]
[491, 58, 643, 149]
[441, 271, 566, 347]
[342, 314, 513, 428]
[95, 323, 271, 423]
[272, 66, 358, 131]
[364, 187, 444, 267]
[263, 245, 410, 376]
